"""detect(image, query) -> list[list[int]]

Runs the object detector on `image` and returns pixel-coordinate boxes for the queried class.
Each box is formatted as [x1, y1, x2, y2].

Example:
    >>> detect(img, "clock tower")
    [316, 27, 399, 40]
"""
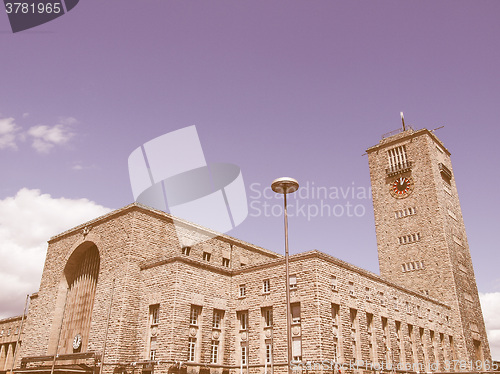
[366, 126, 491, 363]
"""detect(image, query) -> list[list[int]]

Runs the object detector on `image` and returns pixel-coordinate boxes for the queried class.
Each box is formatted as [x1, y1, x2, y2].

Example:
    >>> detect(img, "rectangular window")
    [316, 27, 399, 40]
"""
[444, 184, 452, 195]
[449, 336, 456, 360]
[291, 303, 301, 324]
[263, 308, 273, 327]
[182, 246, 191, 255]
[190, 305, 201, 325]
[379, 291, 386, 307]
[350, 308, 358, 360]
[149, 336, 157, 360]
[292, 337, 302, 361]
[263, 279, 270, 293]
[238, 311, 248, 330]
[348, 281, 355, 296]
[203, 252, 211, 261]
[266, 343, 272, 363]
[150, 304, 159, 325]
[241, 345, 248, 365]
[213, 310, 223, 329]
[331, 276, 338, 291]
[448, 209, 457, 220]
[332, 303, 341, 361]
[239, 284, 246, 297]
[396, 321, 404, 361]
[367, 313, 376, 362]
[210, 340, 219, 364]
[289, 274, 297, 289]
[222, 257, 230, 267]
[188, 338, 196, 362]
[332, 304, 340, 335]
[382, 317, 390, 362]
[420, 327, 427, 365]
[409, 325, 417, 364]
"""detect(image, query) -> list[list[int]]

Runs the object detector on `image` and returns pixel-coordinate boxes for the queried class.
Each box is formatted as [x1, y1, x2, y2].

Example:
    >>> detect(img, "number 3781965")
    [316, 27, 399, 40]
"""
[5, 2, 62, 14]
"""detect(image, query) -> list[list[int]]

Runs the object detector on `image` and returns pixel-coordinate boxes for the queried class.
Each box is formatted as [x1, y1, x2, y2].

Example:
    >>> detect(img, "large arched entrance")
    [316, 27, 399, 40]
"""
[59, 242, 100, 354]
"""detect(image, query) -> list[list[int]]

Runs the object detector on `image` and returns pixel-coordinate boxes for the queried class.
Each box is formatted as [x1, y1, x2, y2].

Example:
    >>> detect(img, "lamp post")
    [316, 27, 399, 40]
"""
[271, 177, 299, 374]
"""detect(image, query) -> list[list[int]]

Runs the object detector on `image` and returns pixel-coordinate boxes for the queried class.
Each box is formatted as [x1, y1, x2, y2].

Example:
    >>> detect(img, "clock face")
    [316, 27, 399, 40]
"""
[72, 333, 82, 350]
[391, 177, 412, 197]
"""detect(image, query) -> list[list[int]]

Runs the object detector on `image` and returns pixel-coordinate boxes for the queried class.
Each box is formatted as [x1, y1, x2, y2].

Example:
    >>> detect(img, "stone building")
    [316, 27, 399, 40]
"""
[0, 316, 25, 374]
[0, 127, 493, 374]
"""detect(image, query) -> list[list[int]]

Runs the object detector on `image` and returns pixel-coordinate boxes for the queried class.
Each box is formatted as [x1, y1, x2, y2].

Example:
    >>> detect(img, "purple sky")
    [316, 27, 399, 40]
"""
[1, 0, 500, 299]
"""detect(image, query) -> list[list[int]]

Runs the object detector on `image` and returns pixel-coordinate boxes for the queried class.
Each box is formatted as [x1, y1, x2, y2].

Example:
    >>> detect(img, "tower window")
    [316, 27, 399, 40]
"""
[387, 145, 411, 175]
[222, 257, 230, 267]
[453, 235, 463, 246]
[395, 207, 417, 218]
[398, 233, 421, 244]
[203, 252, 211, 261]
[182, 246, 191, 256]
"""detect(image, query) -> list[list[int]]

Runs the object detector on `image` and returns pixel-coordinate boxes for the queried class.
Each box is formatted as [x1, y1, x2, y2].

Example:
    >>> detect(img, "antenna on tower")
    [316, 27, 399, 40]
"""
[400, 112, 406, 131]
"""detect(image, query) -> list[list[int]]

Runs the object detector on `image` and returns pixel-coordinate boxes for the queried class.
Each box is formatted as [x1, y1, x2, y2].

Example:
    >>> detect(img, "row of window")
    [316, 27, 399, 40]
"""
[181, 247, 231, 267]
[402, 261, 425, 272]
[335, 281, 449, 324]
[395, 207, 417, 219]
[187, 305, 300, 364]
[238, 276, 297, 298]
[387, 145, 409, 171]
[0, 327, 18, 337]
[333, 303, 456, 364]
[398, 232, 421, 244]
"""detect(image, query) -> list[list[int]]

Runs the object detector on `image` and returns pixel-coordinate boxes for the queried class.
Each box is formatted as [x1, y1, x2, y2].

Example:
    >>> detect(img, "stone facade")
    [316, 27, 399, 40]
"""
[3, 127, 492, 374]
[0, 315, 25, 374]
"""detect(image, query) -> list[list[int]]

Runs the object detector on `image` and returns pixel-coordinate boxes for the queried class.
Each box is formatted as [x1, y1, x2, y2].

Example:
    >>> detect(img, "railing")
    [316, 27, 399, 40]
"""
[386, 161, 413, 176]
[382, 126, 414, 139]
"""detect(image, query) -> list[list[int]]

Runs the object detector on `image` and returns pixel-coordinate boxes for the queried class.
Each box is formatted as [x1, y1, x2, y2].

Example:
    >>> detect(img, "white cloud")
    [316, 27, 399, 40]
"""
[0, 189, 111, 319]
[0, 117, 21, 150]
[27, 117, 77, 153]
[479, 292, 500, 361]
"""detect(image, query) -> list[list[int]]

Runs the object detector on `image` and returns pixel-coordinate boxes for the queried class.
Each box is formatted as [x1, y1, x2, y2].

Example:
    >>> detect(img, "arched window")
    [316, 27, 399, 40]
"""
[59, 242, 100, 354]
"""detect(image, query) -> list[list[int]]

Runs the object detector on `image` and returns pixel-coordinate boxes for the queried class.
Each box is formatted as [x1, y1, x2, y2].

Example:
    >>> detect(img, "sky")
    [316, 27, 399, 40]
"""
[1, 0, 499, 359]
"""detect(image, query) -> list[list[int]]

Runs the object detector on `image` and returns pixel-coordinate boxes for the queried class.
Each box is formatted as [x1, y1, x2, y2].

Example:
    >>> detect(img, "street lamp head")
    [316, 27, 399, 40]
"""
[271, 177, 299, 194]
